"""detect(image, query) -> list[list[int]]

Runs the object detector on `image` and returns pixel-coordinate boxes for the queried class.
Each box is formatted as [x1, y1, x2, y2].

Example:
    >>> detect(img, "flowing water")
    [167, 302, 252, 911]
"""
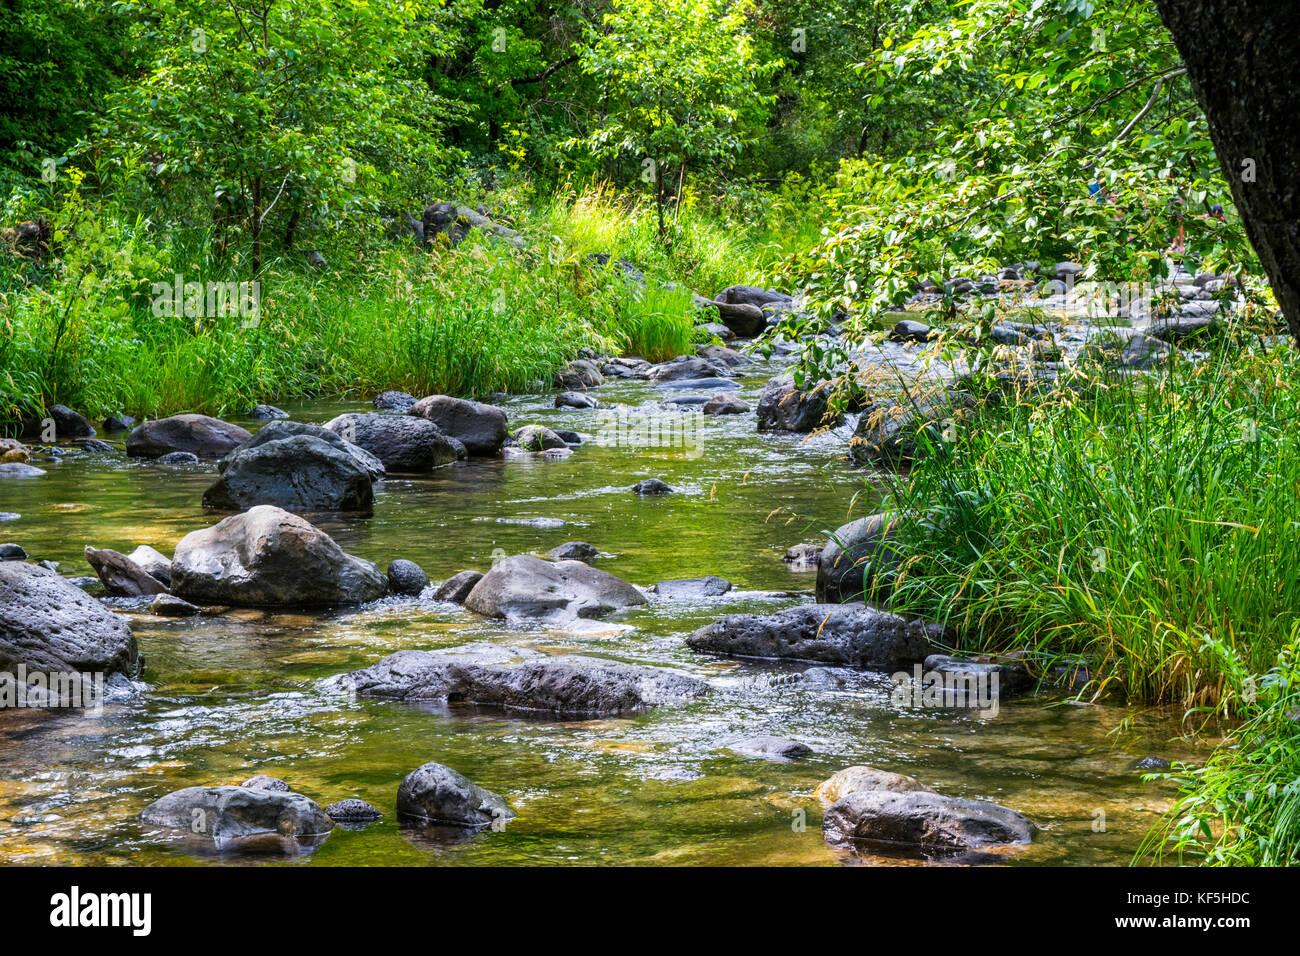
[0, 355, 1206, 866]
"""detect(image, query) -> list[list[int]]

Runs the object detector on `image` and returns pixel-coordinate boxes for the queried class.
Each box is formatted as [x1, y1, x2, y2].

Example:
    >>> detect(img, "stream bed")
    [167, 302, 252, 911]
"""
[0, 354, 1205, 866]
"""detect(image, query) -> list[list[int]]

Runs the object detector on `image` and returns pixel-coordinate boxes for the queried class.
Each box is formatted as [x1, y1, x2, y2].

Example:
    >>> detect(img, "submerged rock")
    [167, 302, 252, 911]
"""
[548, 541, 599, 563]
[631, 478, 674, 496]
[150, 594, 200, 617]
[0, 562, 141, 683]
[241, 774, 289, 792]
[702, 394, 749, 416]
[126, 414, 252, 459]
[822, 790, 1036, 851]
[686, 604, 932, 670]
[170, 505, 388, 607]
[408, 395, 509, 455]
[139, 785, 334, 853]
[556, 390, 599, 409]
[203, 434, 374, 513]
[340, 642, 708, 716]
[463, 554, 646, 622]
[0, 462, 46, 477]
[397, 762, 516, 829]
[728, 736, 811, 761]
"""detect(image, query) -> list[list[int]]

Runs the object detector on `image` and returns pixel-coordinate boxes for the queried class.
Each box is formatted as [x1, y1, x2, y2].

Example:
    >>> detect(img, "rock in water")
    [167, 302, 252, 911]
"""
[756, 375, 840, 432]
[815, 766, 935, 805]
[849, 391, 974, 467]
[432, 570, 483, 603]
[126, 414, 252, 459]
[816, 513, 900, 604]
[464, 554, 646, 622]
[170, 505, 388, 607]
[325, 798, 382, 824]
[218, 421, 385, 480]
[339, 643, 708, 716]
[397, 762, 516, 829]
[322, 413, 458, 472]
[84, 546, 169, 597]
[686, 604, 933, 670]
[0, 562, 141, 681]
[652, 576, 733, 599]
[203, 434, 374, 513]
[241, 774, 289, 792]
[139, 785, 334, 853]
[822, 790, 1036, 851]
[631, 478, 673, 496]
[548, 541, 599, 563]
[127, 545, 173, 586]
[387, 559, 429, 596]
[729, 736, 811, 761]
[407, 395, 509, 455]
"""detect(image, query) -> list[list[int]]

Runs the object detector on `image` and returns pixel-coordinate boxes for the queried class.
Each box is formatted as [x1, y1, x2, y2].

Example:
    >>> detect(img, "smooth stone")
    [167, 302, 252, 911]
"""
[548, 541, 599, 562]
[217, 421, 384, 480]
[397, 762, 516, 829]
[729, 736, 811, 761]
[651, 576, 733, 599]
[432, 570, 484, 603]
[150, 594, 201, 617]
[647, 356, 722, 382]
[816, 766, 935, 805]
[464, 554, 646, 623]
[515, 425, 566, 451]
[126, 545, 172, 586]
[556, 391, 599, 409]
[126, 414, 251, 459]
[823, 790, 1036, 851]
[84, 546, 168, 597]
[204, 434, 374, 513]
[248, 404, 289, 420]
[0, 543, 26, 561]
[817, 513, 899, 604]
[139, 785, 333, 853]
[323, 413, 458, 472]
[0, 463, 46, 477]
[156, 451, 200, 465]
[387, 559, 429, 596]
[407, 395, 509, 455]
[783, 543, 822, 568]
[631, 478, 674, 496]
[702, 394, 749, 415]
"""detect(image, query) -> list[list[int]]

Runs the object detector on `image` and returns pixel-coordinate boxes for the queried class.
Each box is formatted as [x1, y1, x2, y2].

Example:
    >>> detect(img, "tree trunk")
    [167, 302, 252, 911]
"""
[1155, 0, 1300, 343]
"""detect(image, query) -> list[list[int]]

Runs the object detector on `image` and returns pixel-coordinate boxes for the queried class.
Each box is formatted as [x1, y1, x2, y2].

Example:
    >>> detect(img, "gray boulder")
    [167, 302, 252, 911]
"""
[463, 554, 646, 622]
[397, 762, 516, 829]
[553, 360, 604, 390]
[374, 390, 418, 411]
[816, 513, 900, 604]
[127, 545, 173, 586]
[139, 785, 334, 853]
[849, 391, 973, 466]
[432, 570, 483, 603]
[218, 421, 384, 480]
[686, 604, 932, 670]
[647, 356, 722, 382]
[631, 478, 673, 496]
[170, 505, 388, 607]
[515, 425, 566, 451]
[84, 546, 168, 597]
[652, 576, 733, 599]
[0, 562, 141, 681]
[126, 414, 252, 459]
[556, 390, 599, 409]
[323, 413, 458, 472]
[729, 736, 811, 761]
[823, 790, 1036, 850]
[50, 404, 95, 438]
[387, 559, 429, 596]
[756, 375, 839, 432]
[702, 394, 749, 416]
[325, 798, 382, 824]
[407, 395, 509, 455]
[548, 541, 599, 563]
[203, 434, 374, 513]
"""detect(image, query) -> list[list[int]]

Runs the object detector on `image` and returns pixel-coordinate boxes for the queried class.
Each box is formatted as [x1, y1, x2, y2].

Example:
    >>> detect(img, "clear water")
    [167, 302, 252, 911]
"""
[0, 357, 1205, 866]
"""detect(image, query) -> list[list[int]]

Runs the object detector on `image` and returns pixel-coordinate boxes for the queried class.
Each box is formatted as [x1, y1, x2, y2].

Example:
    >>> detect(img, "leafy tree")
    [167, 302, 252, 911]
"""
[577, 0, 779, 241]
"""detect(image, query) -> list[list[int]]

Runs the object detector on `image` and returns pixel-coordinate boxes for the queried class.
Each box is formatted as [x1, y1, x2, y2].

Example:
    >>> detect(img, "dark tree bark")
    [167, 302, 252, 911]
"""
[1155, 0, 1300, 344]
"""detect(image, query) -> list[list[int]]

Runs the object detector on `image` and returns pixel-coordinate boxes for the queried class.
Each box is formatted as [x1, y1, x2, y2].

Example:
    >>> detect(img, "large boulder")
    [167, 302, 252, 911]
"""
[686, 604, 932, 670]
[0, 562, 141, 682]
[715, 285, 794, 313]
[84, 546, 169, 597]
[170, 505, 388, 607]
[693, 293, 767, 337]
[339, 642, 708, 715]
[408, 395, 509, 455]
[126, 414, 252, 459]
[647, 356, 722, 382]
[816, 513, 900, 604]
[139, 785, 335, 853]
[203, 434, 374, 513]
[822, 790, 1036, 851]
[816, 766, 935, 805]
[463, 555, 646, 622]
[756, 375, 840, 432]
[554, 359, 605, 390]
[849, 391, 974, 467]
[397, 762, 516, 829]
[323, 413, 458, 472]
[218, 421, 384, 480]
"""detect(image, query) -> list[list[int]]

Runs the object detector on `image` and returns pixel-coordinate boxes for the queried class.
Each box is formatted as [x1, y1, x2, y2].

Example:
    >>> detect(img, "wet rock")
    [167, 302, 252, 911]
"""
[651, 576, 733, 599]
[241, 774, 289, 792]
[0, 543, 26, 561]
[702, 394, 749, 415]
[655, 377, 738, 391]
[1133, 757, 1172, 772]
[50, 404, 95, 438]
[74, 438, 117, 454]
[816, 766, 936, 805]
[84, 546, 169, 597]
[0, 462, 46, 477]
[816, 513, 900, 604]
[693, 293, 768, 337]
[0, 562, 141, 680]
[686, 604, 932, 670]
[248, 405, 289, 420]
[548, 541, 599, 563]
[697, 322, 736, 341]
[432, 570, 484, 603]
[127, 545, 173, 587]
[1147, 315, 1217, 343]
[823, 790, 1036, 851]
[325, 798, 382, 824]
[695, 344, 750, 368]
[139, 785, 333, 853]
[556, 390, 599, 409]
[203, 434, 374, 513]
[374, 390, 418, 411]
[553, 359, 604, 390]
[783, 543, 822, 568]
[150, 594, 200, 617]
[849, 391, 974, 467]
[553, 430, 583, 445]
[341, 643, 707, 715]
[890, 319, 932, 343]
[323, 413, 458, 472]
[716, 285, 794, 313]
[515, 425, 566, 451]
[157, 451, 199, 465]
[170, 505, 388, 607]
[387, 559, 429, 596]
[756, 375, 839, 432]
[218, 421, 384, 480]
[464, 554, 646, 622]
[923, 653, 1034, 696]
[1054, 261, 1083, 282]
[397, 762, 516, 829]
[631, 478, 673, 496]
[102, 414, 137, 432]
[0, 438, 28, 463]
[407, 395, 509, 455]
[648, 356, 722, 382]
[126, 414, 252, 459]
[729, 736, 811, 761]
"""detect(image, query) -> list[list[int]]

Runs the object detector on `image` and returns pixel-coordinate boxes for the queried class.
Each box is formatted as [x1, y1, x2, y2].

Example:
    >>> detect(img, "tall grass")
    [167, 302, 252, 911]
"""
[870, 345, 1300, 713]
